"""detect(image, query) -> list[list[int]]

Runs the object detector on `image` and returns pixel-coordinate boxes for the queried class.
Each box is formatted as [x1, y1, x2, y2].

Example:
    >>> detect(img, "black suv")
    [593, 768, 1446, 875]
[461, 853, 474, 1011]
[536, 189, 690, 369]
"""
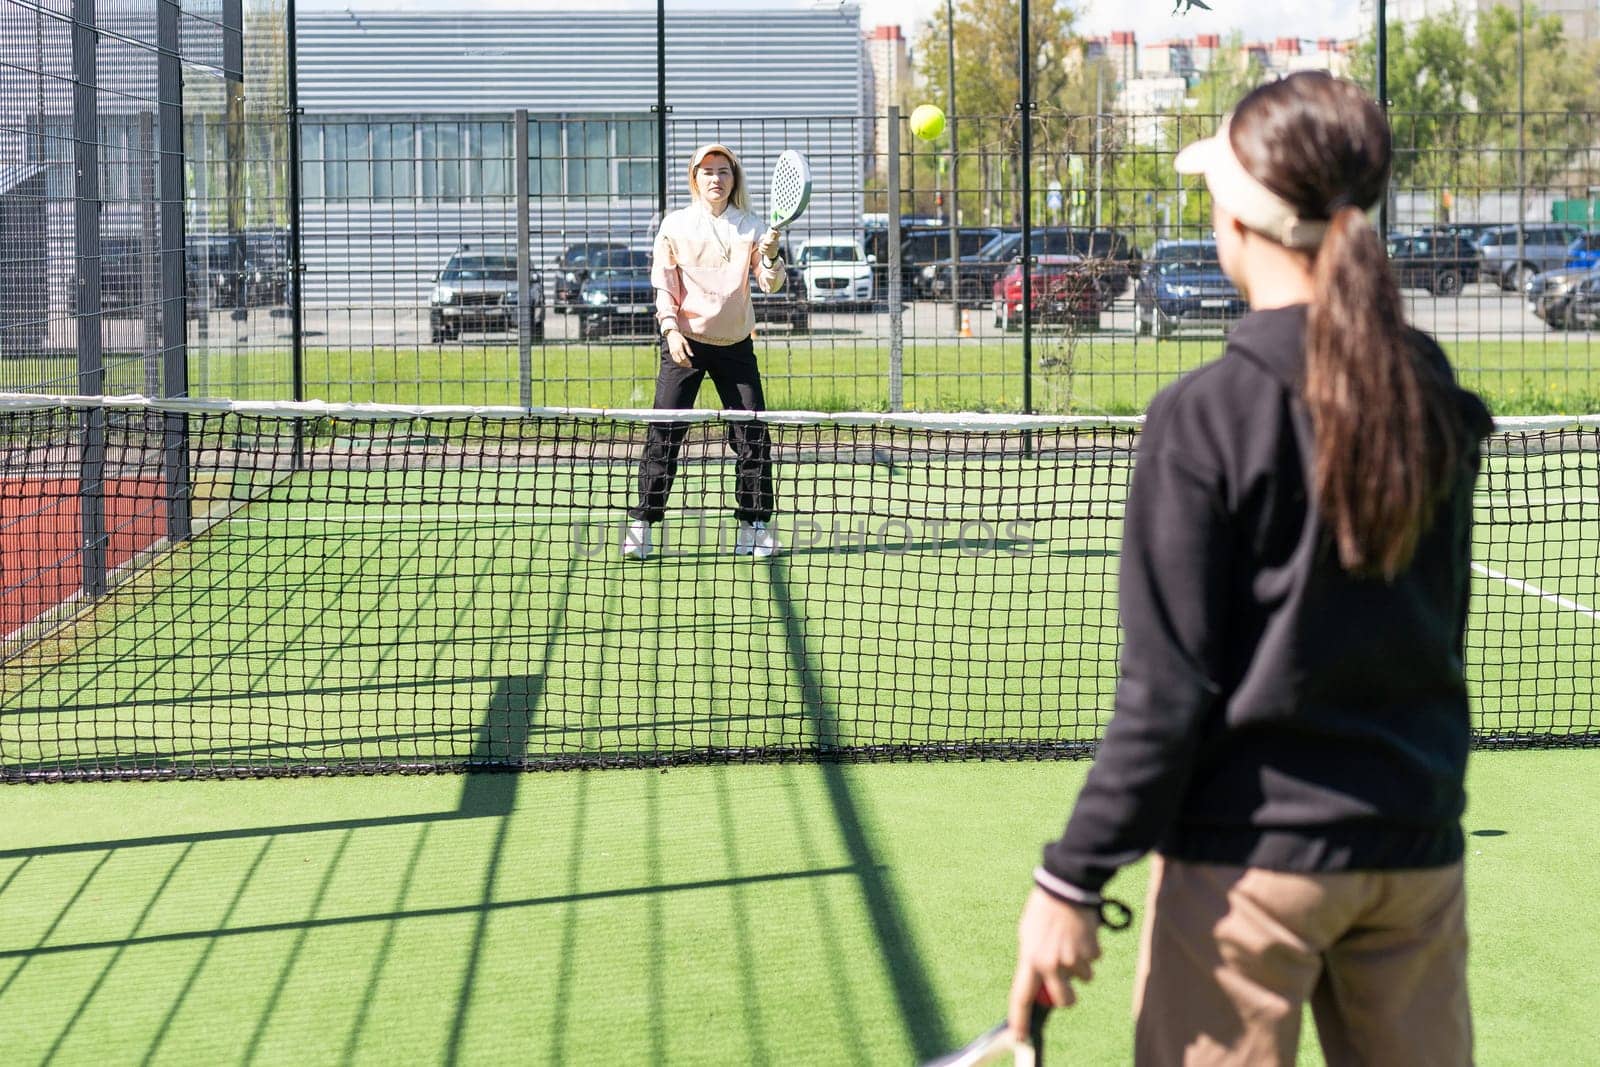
[930, 230, 1024, 305]
[576, 248, 656, 339]
[864, 225, 1007, 299]
[223, 228, 290, 307]
[1387, 233, 1480, 295]
[928, 228, 1132, 305]
[429, 247, 544, 343]
[553, 241, 631, 311]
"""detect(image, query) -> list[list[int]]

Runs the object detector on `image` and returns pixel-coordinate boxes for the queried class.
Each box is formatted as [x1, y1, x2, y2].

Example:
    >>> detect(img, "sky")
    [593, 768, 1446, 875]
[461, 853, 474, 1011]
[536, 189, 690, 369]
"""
[857, 0, 1367, 46]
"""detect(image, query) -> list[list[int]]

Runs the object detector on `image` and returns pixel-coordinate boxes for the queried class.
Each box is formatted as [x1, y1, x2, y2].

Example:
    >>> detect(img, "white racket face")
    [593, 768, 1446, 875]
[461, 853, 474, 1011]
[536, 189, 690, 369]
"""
[768, 150, 812, 230]
[922, 1022, 1035, 1067]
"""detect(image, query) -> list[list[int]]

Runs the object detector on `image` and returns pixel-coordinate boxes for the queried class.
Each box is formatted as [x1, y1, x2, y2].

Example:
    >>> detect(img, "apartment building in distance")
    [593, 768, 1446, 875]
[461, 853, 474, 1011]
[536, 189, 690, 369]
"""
[1369, 0, 1599, 43]
[864, 23, 911, 181]
[1078, 30, 1356, 144]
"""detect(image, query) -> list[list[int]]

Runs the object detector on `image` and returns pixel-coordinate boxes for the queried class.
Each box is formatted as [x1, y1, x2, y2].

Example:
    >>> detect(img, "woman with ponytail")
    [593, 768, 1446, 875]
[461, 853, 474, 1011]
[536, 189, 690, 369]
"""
[1006, 73, 1491, 1064]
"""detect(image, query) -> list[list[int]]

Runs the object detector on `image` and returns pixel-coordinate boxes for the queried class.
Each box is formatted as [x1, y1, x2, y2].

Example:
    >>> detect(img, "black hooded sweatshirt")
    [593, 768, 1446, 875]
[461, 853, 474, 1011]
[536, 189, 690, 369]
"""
[1042, 305, 1495, 897]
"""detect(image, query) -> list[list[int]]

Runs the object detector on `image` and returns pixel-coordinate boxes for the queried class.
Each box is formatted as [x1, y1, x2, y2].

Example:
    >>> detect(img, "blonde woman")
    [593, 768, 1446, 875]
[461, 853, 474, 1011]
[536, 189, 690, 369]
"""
[622, 143, 787, 560]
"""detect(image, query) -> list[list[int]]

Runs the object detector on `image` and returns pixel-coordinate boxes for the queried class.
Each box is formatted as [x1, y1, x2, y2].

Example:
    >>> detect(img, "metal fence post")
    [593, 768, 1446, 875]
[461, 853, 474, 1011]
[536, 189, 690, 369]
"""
[224, 0, 245, 347]
[946, 0, 960, 336]
[140, 111, 160, 396]
[516, 108, 533, 409]
[887, 106, 903, 412]
[285, 0, 306, 473]
[159, 0, 191, 542]
[1019, 0, 1033, 417]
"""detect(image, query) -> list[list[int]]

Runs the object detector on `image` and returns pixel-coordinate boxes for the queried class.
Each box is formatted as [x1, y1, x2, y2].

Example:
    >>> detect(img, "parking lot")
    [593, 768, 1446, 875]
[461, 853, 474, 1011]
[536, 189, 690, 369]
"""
[190, 279, 1573, 350]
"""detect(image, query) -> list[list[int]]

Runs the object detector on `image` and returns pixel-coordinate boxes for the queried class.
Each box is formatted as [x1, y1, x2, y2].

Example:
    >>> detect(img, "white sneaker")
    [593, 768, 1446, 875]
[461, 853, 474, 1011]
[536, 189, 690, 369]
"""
[621, 519, 652, 560]
[735, 520, 779, 558]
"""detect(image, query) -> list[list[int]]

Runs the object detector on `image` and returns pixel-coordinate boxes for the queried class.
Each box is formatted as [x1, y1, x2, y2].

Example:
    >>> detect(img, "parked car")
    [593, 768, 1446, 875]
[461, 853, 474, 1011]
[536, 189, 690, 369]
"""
[1475, 224, 1580, 291]
[991, 255, 1104, 330]
[185, 233, 240, 308]
[1416, 222, 1497, 247]
[1074, 228, 1138, 300]
[1387, 233, 1480, 295]
[576, 247, 656, 339]
[1546, 272, 1600, 331]
[428, 246, 543, 342]
[1133, 239, 1246, 339]
[213, 228, 290, 307]
[795, 237, 875, 309]
[553, 240, 631, 310]
[1526, 265, 1600, 329]
[1562, 231, 1600, 272]
[865, 225, 1007, 299]
[928, 230, 1025, 306]
[750, 250, 808, 333]
[927, 227, 1134, 305]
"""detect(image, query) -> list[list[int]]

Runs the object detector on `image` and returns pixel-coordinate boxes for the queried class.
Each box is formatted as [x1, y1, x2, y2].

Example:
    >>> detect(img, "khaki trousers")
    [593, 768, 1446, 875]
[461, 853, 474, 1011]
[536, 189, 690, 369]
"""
[1133, 856, 1471, 1066]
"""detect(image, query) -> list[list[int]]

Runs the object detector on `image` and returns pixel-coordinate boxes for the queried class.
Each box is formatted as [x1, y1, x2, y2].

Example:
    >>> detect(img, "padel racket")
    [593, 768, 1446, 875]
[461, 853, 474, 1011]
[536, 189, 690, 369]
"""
[765, 149, 812, 240]
[923, 991, 1052, 1067]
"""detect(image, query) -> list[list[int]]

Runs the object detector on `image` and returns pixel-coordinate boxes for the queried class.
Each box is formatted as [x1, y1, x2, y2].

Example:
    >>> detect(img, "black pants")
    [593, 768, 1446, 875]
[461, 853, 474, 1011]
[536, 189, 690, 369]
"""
[628, 334, 775, 524]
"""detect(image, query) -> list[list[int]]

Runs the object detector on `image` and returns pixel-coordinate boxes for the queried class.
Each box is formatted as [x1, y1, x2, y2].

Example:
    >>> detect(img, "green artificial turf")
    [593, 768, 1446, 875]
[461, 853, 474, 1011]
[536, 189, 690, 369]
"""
[0, 751, 1595, 1064]
[4, 449, 1591, 773]
[10, 335, 1600, 416]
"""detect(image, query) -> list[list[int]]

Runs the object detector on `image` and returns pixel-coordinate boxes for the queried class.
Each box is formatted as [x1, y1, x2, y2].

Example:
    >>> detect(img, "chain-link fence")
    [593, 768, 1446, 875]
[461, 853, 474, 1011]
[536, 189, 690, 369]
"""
[5, 3, 1600, 416]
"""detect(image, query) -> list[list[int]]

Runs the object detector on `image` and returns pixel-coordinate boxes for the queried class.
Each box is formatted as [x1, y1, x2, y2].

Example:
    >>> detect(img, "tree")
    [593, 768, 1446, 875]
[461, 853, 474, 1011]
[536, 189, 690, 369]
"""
[1347, 4, 1600, 202]
[1347, 10, 1476, 192]
[1469, 3, 1600, 189]
[913, 0, 1085, 123]
[911, 1, 1102, 225]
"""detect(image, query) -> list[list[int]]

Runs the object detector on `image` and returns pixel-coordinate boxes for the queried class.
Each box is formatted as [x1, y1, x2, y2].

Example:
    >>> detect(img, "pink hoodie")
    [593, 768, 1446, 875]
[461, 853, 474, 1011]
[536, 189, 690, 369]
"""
[652, 144, 786, 345]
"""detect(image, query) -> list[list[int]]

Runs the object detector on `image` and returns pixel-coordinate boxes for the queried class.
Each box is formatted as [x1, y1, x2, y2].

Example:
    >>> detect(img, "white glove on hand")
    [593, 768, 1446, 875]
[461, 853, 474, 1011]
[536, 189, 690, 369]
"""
[757, 229, 782, 264]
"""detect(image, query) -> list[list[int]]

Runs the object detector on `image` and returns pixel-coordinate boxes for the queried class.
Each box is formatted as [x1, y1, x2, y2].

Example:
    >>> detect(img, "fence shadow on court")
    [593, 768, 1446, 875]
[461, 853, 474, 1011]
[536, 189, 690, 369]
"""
[764, 556, 953, 1061]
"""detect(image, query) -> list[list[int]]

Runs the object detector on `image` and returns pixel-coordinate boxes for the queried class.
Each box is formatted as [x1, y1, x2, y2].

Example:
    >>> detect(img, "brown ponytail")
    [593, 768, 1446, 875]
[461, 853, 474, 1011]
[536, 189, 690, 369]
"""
[1229, 72, 1471, 579]
[1305, 206, 1460, 577]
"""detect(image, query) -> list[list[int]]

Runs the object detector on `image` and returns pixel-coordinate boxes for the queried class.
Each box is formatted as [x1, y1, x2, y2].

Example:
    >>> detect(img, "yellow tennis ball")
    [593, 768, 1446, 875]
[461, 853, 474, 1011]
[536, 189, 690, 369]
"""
[910, 104, 946, 141]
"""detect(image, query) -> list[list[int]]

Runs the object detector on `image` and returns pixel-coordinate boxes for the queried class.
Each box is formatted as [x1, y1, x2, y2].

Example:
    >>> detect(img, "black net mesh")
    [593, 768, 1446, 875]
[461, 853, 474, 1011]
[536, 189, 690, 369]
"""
[0, 398, 1595, 780]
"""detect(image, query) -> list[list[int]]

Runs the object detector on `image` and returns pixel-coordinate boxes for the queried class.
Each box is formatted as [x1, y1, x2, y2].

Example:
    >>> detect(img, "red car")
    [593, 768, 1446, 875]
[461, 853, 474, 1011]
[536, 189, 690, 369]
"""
[992, 254, 1104, 330]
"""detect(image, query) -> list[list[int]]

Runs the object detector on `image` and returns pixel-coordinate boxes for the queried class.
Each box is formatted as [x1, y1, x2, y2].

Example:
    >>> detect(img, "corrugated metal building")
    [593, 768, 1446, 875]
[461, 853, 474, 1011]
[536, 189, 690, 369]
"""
[295, 1, 868, 305]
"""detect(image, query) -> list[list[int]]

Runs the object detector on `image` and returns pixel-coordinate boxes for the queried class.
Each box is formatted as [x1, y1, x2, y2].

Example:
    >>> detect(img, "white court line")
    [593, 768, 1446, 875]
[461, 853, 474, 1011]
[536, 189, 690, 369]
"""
[1472, 563, 1600, 621]
[219, 510, 590, 523]
[216, 508, 1085, 524]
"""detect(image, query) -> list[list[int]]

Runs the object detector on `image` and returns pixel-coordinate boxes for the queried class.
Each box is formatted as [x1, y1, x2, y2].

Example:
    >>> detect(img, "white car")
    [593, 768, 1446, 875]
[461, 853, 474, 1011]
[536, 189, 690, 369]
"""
[795, 237, 875, 309]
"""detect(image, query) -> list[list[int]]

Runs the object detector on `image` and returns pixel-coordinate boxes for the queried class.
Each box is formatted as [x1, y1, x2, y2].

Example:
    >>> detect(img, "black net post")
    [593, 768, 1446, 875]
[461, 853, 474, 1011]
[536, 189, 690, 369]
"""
[72, 0, 106, 598]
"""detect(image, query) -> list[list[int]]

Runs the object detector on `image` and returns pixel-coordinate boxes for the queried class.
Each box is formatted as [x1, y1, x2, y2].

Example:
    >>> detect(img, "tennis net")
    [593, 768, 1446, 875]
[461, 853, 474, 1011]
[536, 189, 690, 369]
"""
[1, 395, 1596, 780]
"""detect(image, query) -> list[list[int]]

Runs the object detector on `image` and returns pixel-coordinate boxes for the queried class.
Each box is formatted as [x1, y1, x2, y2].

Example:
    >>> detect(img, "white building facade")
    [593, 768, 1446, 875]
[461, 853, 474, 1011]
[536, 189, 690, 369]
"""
[294, 2, 866, 304]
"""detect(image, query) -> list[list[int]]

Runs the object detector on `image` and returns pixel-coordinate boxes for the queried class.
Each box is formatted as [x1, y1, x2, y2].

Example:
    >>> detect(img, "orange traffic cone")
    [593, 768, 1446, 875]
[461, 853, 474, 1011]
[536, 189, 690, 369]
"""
[959, 309, 974, 338]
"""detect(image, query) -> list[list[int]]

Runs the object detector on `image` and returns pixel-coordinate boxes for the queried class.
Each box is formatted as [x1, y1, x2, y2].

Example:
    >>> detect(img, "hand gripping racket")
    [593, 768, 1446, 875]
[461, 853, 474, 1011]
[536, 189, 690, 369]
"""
[764, 150, 812, 244]
[922, 990, 1052, 1067]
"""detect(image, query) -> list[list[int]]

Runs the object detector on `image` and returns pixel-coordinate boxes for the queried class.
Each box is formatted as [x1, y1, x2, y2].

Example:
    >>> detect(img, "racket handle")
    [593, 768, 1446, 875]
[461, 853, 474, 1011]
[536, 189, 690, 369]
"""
[1028, 989, 1053, 1067]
